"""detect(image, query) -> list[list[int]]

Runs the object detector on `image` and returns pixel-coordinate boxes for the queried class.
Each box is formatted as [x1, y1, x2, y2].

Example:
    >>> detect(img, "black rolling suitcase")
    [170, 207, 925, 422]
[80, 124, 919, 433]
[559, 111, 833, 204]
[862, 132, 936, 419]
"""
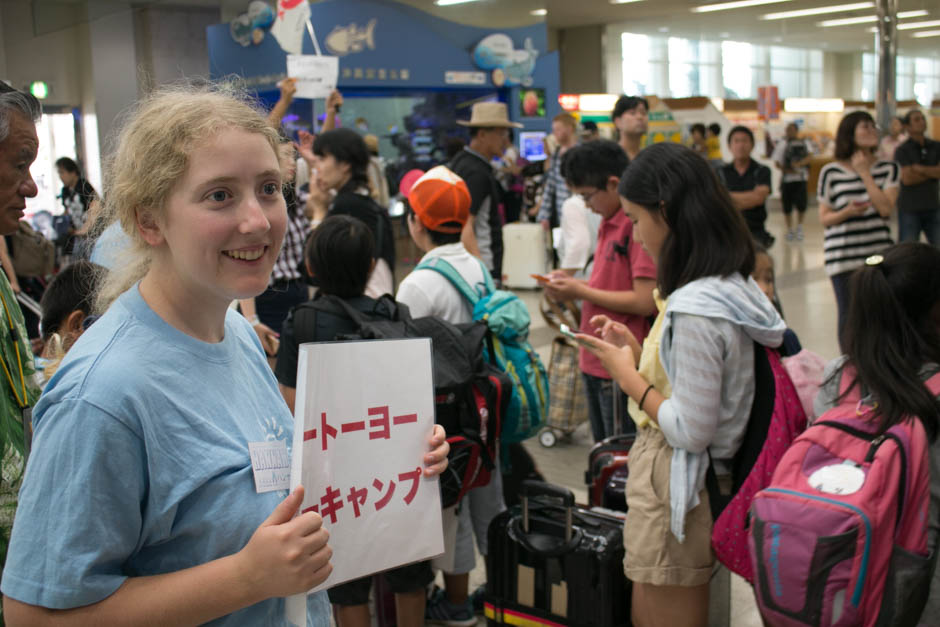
[484, 480, 631, 626]
[585, 391, 633, 512]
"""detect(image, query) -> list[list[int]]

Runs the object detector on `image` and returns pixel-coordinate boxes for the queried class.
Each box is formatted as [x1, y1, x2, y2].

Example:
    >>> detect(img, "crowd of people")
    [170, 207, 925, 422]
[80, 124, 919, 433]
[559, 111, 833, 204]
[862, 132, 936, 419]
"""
[0, 73, 939, 627]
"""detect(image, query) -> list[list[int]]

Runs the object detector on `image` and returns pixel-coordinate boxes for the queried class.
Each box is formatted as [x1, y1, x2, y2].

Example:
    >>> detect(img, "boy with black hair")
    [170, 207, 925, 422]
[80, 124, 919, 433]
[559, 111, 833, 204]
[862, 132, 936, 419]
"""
[274, 214, 435, 627]
[706, 123, 723, 163]
[397, 167, 503, 625]
[544, 140, 657, 441]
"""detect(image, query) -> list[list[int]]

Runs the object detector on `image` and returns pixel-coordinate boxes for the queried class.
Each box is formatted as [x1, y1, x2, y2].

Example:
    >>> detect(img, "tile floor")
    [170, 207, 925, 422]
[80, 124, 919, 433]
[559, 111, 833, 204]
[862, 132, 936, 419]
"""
[457, 202, 846, 626]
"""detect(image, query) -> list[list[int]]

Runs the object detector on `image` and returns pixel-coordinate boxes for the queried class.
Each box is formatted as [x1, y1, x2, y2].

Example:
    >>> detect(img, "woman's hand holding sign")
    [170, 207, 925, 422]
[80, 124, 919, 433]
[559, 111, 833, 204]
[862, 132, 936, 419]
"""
[423, 424, 449, 477]
[238, 486, 333, 599]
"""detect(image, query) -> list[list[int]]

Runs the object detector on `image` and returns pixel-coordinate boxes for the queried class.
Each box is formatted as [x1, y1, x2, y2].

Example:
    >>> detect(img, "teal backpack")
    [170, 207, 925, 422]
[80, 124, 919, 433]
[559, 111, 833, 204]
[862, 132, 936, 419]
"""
[416, 256, 548, 445]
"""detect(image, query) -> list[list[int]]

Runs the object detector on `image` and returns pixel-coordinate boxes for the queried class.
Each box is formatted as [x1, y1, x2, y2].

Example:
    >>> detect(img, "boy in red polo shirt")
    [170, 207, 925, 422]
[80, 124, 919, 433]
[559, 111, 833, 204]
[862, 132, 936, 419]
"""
[544, 140, 656, 441]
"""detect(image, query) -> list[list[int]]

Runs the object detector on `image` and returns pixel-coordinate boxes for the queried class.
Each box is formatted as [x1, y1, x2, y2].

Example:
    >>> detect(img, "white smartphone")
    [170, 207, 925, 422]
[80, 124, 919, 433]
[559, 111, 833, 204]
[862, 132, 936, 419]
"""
[559, 323, 591, 347]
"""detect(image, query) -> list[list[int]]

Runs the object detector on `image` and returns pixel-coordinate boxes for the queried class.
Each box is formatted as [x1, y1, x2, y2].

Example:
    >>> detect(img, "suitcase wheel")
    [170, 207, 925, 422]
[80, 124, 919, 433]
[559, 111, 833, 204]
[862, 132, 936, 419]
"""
[538, 428, 556, 448]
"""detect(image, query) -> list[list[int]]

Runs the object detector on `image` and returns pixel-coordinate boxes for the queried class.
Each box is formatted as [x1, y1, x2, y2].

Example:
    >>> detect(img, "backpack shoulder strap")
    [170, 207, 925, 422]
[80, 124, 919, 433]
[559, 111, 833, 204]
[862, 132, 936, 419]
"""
[415, 256, 490, 307]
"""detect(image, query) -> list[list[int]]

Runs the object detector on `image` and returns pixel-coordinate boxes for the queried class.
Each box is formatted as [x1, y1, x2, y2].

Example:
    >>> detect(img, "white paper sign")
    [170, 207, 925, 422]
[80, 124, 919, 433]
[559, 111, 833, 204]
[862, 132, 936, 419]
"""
[286, 54, 339, 99]
[287, 338, 443, 626]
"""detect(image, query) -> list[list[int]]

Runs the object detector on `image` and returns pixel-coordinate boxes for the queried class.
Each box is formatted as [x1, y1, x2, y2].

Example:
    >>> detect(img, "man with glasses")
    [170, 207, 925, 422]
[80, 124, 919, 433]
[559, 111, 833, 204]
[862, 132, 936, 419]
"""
[544, 140, 656, 441]
[896, 109, 940, 245]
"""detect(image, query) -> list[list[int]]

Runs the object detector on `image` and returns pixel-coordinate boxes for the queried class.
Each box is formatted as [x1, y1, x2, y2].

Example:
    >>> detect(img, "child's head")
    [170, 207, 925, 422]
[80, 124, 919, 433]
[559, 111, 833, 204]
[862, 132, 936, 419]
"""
[690, 123, 706, 142]
[842, 242, 940, 439]
[707, 123, 721, 139]
[405, 166, 470, 251]
[618, 142, 754, 298]
[305, 214, 374, 298]
[752, 245, 775, 303]
[560, 140, 628, 219]
[95, 84, 287, 312]
[40, 260, 106, 376]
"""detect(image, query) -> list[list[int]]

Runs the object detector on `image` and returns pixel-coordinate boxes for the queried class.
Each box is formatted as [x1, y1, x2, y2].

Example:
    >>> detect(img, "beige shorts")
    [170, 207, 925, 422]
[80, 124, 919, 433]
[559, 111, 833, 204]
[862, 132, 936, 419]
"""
[623, 426, 714, 587]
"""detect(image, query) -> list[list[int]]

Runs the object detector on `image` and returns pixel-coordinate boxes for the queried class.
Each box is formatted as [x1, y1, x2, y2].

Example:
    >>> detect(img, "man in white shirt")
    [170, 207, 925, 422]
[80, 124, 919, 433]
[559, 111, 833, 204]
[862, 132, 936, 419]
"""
[771, 122, 813, 241]
[397, 166, 504, 626]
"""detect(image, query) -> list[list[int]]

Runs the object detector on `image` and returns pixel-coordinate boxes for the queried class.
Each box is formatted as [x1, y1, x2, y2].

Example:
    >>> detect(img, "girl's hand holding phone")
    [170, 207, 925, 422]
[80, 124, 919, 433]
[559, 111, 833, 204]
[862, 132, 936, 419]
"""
[589, 314, 636, 350]
[574, 332, 638, 387]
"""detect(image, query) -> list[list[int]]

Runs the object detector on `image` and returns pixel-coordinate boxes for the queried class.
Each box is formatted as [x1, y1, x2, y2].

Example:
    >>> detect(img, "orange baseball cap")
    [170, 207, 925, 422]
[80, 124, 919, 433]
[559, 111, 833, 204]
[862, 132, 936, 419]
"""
[407, 166, 471, 234]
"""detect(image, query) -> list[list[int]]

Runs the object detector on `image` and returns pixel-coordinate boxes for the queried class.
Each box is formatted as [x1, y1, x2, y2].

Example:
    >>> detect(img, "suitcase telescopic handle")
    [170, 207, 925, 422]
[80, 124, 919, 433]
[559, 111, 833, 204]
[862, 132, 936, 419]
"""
[521, 480, 573, 541]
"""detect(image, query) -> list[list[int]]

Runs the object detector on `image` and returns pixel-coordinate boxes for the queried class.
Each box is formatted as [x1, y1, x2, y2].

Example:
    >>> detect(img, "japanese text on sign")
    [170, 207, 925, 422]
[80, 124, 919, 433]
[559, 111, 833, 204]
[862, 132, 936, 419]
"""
[287, 338, 442, 627]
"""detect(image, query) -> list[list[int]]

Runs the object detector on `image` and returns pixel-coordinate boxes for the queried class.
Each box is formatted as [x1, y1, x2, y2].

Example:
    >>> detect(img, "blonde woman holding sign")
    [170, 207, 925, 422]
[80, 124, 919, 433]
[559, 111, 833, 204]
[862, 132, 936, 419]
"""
[1, 85, 448, 626]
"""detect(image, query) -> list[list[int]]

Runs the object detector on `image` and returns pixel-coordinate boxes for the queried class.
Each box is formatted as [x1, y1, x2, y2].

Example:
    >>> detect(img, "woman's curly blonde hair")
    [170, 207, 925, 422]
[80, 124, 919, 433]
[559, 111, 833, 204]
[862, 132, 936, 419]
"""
[93, 83, 289, 312]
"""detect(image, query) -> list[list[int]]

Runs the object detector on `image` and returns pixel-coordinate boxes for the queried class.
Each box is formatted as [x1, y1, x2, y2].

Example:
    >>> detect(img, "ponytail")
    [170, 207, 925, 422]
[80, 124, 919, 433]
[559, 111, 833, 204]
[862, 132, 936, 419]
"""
[837, 243, 940, 440]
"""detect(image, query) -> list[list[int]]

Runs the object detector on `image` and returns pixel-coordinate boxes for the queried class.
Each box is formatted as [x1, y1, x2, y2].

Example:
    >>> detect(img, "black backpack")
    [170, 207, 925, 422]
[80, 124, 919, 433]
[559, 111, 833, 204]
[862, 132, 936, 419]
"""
[291, 294, 513, 508]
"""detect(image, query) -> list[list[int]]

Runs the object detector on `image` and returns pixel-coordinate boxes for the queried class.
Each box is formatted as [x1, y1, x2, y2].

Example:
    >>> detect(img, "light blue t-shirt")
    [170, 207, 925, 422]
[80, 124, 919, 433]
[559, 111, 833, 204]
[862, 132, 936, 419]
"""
[1, 285, 330, 626]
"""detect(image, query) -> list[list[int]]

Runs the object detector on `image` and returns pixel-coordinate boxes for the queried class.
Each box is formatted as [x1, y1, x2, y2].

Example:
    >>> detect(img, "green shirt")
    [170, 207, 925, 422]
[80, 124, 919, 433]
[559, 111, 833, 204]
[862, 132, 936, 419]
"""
[0, 270, 39, 454]
[0, 269, 39, 566]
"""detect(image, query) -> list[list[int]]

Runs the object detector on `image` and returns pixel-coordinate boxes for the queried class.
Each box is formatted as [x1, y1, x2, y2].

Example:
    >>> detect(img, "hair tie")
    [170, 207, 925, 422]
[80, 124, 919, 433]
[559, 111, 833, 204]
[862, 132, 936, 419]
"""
[865, 254, 884, 266]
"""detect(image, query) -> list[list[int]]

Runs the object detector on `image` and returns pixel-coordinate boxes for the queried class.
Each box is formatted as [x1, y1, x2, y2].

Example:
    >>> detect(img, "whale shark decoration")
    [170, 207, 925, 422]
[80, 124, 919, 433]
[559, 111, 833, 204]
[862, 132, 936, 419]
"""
[230, 0, 277, 48]
[325, 19, 377, 56]
[472, 34, 538, 86]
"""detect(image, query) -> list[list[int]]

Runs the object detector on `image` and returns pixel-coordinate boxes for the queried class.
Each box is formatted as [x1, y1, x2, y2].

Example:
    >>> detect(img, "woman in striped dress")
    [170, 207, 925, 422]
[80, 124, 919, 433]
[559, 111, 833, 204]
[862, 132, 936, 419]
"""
[817, 111, 899, 345]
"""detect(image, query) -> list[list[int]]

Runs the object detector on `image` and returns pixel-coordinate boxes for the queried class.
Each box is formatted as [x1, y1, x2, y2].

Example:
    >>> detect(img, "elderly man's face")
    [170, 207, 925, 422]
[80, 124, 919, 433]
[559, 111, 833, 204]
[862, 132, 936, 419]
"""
[0, 113, 38, 235]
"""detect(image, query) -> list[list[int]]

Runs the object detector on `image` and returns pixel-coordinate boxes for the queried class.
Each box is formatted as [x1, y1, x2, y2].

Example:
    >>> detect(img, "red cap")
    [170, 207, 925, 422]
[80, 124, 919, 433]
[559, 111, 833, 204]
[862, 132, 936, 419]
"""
[398, 169, 425, 198]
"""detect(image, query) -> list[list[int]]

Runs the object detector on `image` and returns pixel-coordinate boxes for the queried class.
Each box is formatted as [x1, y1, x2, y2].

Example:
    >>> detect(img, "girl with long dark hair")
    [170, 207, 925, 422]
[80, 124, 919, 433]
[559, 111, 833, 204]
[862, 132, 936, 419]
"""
[814, 242, 940, 622]
[580, 143, 785, 627]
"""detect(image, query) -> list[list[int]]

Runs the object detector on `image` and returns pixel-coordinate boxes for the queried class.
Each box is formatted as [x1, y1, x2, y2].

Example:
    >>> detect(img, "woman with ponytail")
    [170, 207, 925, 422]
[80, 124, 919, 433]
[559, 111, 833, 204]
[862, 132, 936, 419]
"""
[814, 241, 940, 621]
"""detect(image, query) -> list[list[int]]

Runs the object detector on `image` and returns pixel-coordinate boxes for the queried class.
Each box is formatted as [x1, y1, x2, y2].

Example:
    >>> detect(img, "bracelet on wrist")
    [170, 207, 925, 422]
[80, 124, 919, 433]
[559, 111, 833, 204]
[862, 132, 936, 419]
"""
[639, 384, 655, 412]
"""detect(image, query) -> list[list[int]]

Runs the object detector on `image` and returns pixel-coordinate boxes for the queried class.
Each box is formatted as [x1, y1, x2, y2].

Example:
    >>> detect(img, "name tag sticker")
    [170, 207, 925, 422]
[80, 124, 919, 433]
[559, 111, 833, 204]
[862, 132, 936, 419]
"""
[248, 440, 291, 493]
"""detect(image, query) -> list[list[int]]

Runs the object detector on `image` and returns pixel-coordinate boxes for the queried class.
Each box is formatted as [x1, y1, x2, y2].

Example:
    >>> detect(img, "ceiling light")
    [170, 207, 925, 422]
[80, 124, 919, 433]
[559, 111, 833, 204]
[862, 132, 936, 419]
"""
[817, 10, 927, 27]
[912, 29, 940, 38]
[530, 8, 547, 15]
[899, 19, 940, 30]
[762, 2, 872, 20]
[611, 0, 646, 4]
[784, 98, 844, 113]
[435, 0, 480, 5]
[692, 0, 794, 14]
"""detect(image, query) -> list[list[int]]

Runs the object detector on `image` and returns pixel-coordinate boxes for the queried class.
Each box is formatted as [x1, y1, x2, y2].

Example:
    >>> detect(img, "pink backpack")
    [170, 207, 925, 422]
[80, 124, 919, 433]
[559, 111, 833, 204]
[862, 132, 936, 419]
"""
[709, 345, 807, 582]
[749, 369, 937, 627]
[782, 349, 828, 422]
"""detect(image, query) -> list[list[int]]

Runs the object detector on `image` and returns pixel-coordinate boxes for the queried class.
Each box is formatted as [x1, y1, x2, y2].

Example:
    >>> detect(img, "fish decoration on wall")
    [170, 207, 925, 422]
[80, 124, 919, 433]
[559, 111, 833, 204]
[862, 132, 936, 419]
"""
[325, 19, 377, 56]
[230, 0, 277, 47]
[472, 34, 538, 87]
